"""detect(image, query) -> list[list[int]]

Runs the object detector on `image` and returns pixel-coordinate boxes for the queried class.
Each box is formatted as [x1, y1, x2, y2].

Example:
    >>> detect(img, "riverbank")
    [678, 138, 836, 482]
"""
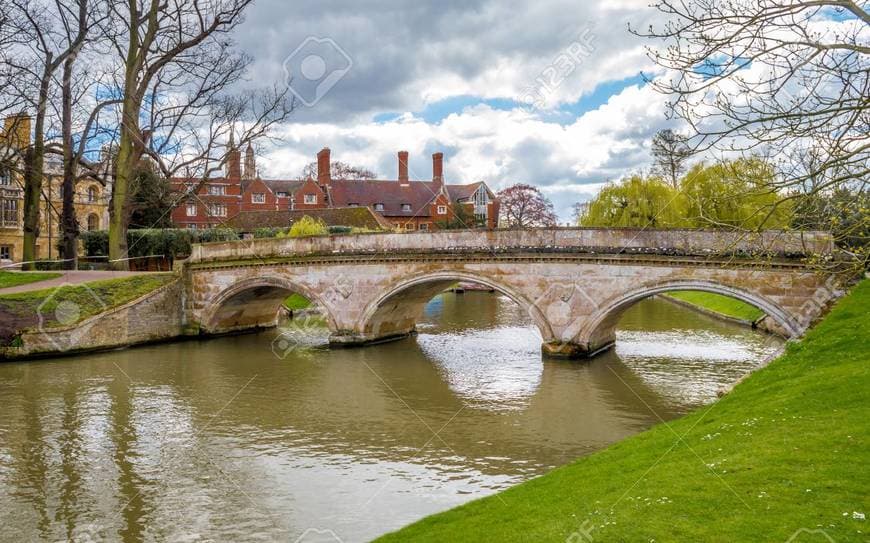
[378, 281, 869, 542]
[0, 273, 177, 354]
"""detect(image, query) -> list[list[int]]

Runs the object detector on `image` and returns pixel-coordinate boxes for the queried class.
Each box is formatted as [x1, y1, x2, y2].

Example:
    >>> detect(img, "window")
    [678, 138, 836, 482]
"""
[418, 223, 429, 231]
[187, 224, 197, 230]
[87, 214, 99, 231]
[87, 186, 98, 203]
[348, 203, 359, 207]
[303, 193, 317, 204]
[186, 203, 197, 217]
[252, 193, 266, 204]
[208, 185, 225, 196]
[437, 205, 447, 215]
[276, 192, 288, 198]
[208, 203, 227, 217]
[374, 203, 384, 211]
[401, 203, 412, 212]
[1, 199, 18, 227]
[0, 167, 10, 186]
[0, 245, 10, 260]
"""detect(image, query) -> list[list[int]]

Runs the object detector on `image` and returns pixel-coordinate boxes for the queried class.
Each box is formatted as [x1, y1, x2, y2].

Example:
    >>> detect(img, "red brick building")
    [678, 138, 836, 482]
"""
[171, 142, 499, 231]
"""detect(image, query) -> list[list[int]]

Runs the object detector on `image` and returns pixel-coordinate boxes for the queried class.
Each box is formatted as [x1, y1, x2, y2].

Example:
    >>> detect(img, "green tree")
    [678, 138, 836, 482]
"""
[580, 175, 686, 227]
[129, 163, 174, 229]
[681, 159, 791, 229]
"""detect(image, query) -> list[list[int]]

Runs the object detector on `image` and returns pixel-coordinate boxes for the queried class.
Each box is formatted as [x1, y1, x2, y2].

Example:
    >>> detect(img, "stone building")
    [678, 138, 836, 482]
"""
[0, 115, 110, 263]
[171, 143, 500, 231]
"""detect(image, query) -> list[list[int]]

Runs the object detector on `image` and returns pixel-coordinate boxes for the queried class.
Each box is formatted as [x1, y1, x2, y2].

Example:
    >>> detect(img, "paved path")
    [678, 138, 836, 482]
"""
[0, 271, 150, 295]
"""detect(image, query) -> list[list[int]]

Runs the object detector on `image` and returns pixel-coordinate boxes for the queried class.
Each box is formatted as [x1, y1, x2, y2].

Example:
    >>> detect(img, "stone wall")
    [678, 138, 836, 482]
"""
[2, 279, 186, 359]
[187, 228, 835, 264]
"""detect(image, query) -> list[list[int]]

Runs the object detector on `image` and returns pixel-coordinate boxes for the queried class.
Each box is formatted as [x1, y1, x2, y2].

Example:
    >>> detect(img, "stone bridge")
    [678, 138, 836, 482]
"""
[180, 228, 842, 358]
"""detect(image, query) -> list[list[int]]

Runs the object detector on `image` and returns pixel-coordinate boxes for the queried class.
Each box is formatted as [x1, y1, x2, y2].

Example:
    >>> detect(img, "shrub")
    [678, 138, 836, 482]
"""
[288, 216, 328, 237]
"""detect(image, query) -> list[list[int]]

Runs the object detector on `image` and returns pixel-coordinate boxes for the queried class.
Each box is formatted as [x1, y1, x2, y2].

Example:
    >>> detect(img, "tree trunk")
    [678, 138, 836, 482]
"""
[108, 122, 134, 271]
[21, 73, 51, 270]
[61, 54, 79, 270]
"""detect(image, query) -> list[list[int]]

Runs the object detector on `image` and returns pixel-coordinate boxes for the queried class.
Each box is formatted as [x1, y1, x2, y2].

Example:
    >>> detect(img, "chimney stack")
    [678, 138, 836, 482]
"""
[398, 151, 409, 185]
[432, 152, 443, 185]
[317, 147, 331, 185]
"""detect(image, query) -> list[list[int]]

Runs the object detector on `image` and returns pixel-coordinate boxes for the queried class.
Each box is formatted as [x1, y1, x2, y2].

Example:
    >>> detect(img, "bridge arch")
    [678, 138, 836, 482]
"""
[571, 279, 800, 356]
[201, 276, 338, 334]
[355, 270, 555, 344]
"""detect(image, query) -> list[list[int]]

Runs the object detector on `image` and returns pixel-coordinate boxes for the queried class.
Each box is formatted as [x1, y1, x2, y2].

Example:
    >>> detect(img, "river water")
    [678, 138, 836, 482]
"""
[0, 292, 782, 542]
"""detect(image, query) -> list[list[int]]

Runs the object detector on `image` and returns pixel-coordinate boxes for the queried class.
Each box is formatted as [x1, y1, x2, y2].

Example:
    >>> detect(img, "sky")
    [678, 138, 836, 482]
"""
[235, 0, 678, 221]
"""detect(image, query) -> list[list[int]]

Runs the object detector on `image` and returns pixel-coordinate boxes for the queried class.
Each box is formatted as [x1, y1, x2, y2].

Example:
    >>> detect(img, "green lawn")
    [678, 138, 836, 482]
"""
[378, 281, 869, 542]
[0, 273, 176, 333]
[0, 270, 62, 289]
[666, 290, 765, 322]
[283, 292, 311, 311]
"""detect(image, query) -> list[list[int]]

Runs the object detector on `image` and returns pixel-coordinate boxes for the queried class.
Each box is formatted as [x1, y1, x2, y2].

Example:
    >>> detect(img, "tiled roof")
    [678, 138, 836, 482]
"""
[327, 179, 443, 217]
[226, 206, 392, 231]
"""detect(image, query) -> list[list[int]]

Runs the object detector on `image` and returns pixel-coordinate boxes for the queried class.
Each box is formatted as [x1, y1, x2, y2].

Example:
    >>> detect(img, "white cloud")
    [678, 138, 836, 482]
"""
[259, 80, 676, 221]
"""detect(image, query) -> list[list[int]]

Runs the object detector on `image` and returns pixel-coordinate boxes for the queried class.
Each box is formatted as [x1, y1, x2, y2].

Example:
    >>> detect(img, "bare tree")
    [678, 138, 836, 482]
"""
[104, 0, 293, 270]
[299, 160, 377, 181]
[3, 0, 93, 268]
[497, 183, 558, 227]
[633, 1, 868, 244]
[650, 128, 690, 188]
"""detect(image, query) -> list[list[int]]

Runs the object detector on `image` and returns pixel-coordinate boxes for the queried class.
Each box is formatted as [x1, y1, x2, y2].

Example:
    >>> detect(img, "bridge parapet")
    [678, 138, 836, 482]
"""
[186, 228, 834, 264]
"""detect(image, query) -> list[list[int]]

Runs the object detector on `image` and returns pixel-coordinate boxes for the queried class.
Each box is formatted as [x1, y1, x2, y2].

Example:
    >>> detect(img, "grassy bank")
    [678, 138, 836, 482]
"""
[666, 290, 765, 322]
[0, 274, 176, 342]
[0, 271, 62, 289]
[379, 282, 869, 542]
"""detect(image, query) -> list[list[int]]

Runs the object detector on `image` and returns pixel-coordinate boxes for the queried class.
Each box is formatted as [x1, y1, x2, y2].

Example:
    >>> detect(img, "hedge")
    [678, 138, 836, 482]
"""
[80, 228, 239, 260]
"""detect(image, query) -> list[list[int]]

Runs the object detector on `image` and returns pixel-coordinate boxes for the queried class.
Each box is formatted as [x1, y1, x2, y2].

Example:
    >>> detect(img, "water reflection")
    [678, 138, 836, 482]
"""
[0, 291, 782, 542]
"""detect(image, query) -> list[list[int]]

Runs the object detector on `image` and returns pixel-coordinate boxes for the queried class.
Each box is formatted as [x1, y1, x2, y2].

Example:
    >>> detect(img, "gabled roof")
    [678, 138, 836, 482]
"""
[447, 182, 490, 202]
[327, 179, 444, 217]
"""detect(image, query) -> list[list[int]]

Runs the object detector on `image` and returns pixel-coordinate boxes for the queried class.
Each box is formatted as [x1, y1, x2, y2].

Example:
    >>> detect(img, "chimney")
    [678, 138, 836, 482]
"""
[317, 147, 331, 185]
[432, 152, 443, 186]
[398, 150, 409, 186]
[3, 114, 31, 149]
[244, 143, 256, 180]
[226, 131, 241, 179]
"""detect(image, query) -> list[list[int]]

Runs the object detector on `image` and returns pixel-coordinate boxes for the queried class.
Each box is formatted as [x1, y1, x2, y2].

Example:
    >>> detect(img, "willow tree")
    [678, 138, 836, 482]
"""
[580, 175, 687, 228]
[106, 0, 292, 270]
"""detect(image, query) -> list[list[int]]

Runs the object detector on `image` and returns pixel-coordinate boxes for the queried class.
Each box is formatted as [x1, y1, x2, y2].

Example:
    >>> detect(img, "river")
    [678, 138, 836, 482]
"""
[0, 292, 782, 542]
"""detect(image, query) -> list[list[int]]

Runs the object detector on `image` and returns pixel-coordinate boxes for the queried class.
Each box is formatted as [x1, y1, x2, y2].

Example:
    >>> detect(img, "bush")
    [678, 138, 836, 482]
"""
[288, 216, 328, 237]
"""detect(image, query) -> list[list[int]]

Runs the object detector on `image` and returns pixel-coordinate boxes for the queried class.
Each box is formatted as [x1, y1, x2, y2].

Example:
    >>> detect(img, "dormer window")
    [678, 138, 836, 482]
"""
[401, 203, 412, 212]
[374, 203, 384, 211]
[303, 194, 317, 204]
[252, 192, 265, 204]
